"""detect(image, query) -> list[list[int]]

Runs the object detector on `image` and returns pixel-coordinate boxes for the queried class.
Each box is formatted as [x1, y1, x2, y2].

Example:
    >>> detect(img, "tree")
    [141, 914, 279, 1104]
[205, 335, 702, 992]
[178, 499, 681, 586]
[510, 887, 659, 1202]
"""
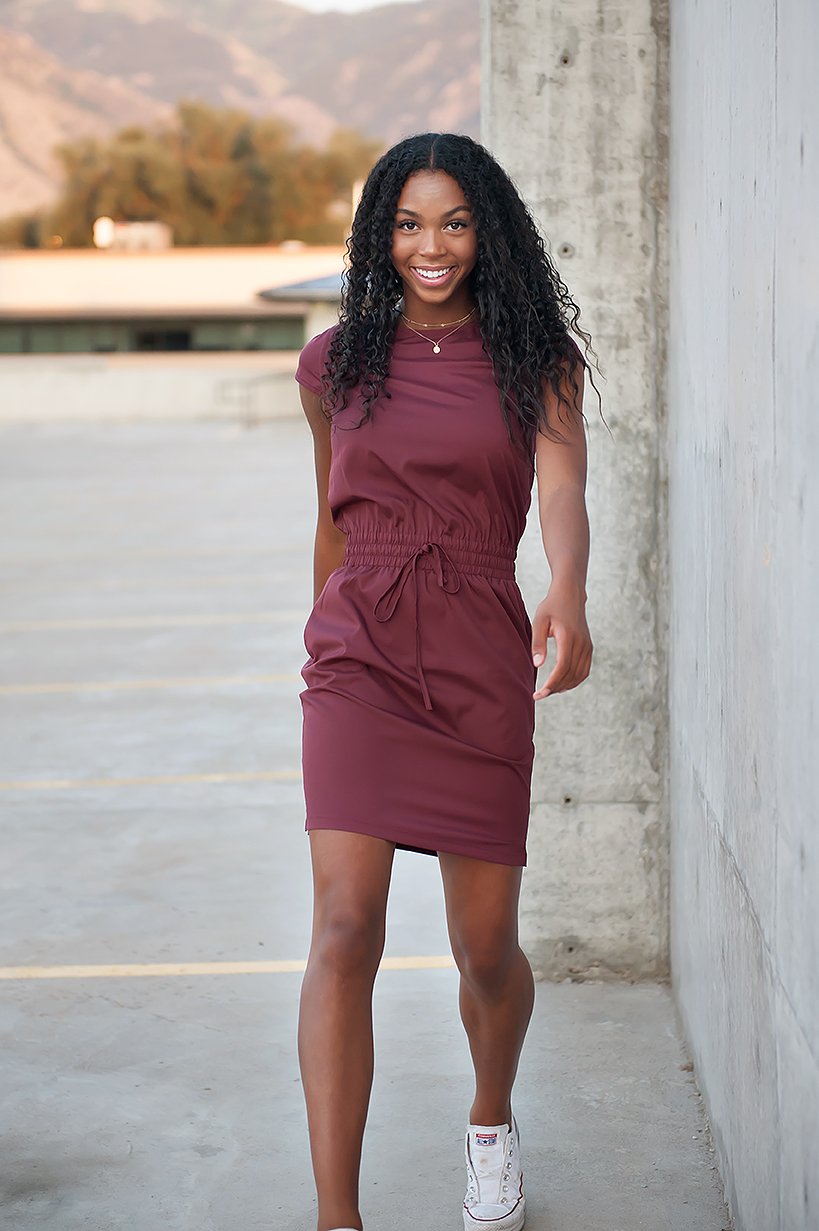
[31, 102, 383, 248]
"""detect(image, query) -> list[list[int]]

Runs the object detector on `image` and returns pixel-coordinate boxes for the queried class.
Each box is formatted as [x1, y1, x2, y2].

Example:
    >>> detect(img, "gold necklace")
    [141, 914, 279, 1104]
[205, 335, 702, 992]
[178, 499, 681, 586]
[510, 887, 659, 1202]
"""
[401, 306, 475, 329]
[399, 307, 477, 354]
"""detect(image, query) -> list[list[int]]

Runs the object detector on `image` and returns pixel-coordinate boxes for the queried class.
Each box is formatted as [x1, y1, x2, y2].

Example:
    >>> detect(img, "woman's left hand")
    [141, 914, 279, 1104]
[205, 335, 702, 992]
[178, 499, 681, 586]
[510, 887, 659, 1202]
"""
[530, 582, 593, 700]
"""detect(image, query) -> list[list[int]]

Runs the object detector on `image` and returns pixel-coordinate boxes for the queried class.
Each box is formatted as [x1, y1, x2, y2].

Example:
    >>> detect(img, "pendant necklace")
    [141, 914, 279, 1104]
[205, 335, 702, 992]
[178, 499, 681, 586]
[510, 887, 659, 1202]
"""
[399, 307, 477, 354]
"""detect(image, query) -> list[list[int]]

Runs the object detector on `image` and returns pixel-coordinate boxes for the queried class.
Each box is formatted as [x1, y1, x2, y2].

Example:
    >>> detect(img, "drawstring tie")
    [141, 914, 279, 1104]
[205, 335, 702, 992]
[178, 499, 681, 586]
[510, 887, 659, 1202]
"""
[372, 541, 461, 711]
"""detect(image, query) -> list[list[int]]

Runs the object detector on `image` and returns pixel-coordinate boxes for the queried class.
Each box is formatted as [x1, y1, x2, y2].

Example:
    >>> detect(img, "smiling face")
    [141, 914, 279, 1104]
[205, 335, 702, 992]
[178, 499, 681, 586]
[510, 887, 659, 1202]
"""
[391, 170, 478, 324]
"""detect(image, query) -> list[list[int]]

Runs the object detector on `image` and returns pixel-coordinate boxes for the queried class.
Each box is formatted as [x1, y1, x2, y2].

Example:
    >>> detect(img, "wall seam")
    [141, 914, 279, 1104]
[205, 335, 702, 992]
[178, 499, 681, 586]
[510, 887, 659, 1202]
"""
[649, 0, 671, 978]
[771, 1, 783, 1227]
[695, 764, 817, 1066]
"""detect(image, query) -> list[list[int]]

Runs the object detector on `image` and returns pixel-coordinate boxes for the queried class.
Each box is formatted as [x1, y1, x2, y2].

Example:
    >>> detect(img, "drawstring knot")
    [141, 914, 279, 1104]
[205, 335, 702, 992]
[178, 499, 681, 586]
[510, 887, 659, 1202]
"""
[372, 541, 461, 710]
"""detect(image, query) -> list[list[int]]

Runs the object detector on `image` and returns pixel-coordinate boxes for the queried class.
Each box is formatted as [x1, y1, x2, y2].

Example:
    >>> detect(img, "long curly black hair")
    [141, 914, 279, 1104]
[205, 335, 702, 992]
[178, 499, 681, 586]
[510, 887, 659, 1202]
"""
[319, 132, 602, 455]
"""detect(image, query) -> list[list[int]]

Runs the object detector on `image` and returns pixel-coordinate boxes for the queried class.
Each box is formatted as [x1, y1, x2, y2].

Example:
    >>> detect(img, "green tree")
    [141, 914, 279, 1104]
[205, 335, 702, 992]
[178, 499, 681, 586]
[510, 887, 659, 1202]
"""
[32, 102, 383, 248]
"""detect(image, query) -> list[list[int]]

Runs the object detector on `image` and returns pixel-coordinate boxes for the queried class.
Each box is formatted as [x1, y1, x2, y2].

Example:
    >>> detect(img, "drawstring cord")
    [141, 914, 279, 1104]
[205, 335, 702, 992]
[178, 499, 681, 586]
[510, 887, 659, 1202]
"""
[372, 541, 462, 710]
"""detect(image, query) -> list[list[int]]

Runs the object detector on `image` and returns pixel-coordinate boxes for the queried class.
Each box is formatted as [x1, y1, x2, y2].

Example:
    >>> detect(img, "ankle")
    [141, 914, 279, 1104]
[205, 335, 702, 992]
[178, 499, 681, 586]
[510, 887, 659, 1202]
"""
[468, 1104, 512, 1128]
[317, 1211, 362, 1231]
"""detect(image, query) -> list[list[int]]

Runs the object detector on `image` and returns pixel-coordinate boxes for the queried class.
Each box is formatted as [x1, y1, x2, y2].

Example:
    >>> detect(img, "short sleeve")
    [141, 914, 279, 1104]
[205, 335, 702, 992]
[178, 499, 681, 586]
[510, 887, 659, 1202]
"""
[294, 326, 337, 395]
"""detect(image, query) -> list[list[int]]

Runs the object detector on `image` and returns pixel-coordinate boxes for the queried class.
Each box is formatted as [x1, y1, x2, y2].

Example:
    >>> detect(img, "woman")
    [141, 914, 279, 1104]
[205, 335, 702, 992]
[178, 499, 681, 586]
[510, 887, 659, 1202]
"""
[294, 132, 597, 1231]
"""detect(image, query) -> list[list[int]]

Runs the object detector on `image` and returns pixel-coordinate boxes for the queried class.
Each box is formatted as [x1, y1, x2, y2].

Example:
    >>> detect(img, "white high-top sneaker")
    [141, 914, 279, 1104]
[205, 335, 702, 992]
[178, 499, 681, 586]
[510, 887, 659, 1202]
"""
[463, 1118, 525, 1230]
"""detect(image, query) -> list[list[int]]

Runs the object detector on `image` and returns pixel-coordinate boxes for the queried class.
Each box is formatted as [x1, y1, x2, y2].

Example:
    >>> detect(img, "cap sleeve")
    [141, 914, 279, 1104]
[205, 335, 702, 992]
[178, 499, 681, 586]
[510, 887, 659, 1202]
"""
[294, 326, 337, 395]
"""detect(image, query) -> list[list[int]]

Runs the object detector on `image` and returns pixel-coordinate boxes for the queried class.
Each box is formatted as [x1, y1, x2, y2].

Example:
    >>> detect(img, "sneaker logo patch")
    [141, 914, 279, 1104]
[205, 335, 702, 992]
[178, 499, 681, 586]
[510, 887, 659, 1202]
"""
[476, 1132, 498, 1147]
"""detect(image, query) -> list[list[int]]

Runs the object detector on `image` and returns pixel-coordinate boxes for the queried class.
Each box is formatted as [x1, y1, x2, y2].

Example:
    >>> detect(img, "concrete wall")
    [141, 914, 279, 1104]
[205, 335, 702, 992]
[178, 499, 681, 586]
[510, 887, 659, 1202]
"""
[668, 2, 819, 1228]
[483, 0, 670, 977]
[0, 353, 303, 424]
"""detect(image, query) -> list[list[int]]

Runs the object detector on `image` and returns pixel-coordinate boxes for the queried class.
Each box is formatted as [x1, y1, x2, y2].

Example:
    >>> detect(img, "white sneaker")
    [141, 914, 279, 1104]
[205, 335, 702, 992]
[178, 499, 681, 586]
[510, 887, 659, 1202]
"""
[463, 1118, 525, 1229]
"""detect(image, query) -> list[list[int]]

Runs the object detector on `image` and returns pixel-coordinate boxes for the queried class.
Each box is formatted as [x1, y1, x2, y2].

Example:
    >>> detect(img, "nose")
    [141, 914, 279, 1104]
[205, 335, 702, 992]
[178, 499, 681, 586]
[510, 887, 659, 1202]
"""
[417, 228, 447, 259]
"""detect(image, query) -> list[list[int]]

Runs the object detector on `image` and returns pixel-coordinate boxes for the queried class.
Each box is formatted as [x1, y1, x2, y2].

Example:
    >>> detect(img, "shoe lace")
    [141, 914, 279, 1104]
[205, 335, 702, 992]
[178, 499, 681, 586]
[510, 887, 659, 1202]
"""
[467, 1131, 517, 1207]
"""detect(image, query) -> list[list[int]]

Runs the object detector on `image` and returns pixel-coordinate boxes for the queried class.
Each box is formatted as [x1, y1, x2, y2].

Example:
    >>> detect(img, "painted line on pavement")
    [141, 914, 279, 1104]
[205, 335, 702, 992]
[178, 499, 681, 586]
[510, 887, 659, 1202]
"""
[0, 674, 300, 696]
[0, 611, 303, 632]
[0, 545, 300, 566]
[0, 956, 456, 981]
[0, 770, 301, 792]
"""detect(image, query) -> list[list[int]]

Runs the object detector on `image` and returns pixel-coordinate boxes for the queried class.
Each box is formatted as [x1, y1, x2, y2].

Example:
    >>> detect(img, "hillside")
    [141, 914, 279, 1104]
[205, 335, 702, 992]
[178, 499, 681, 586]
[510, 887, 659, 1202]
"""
[0, 0, 480, 215]
[0, 28, 169, 215]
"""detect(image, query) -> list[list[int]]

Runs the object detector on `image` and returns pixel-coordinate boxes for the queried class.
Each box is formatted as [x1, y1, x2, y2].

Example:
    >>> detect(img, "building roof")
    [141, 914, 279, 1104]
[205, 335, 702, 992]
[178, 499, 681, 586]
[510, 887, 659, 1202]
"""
[0, 246, 345, 320]
[258, 272, 343, 303]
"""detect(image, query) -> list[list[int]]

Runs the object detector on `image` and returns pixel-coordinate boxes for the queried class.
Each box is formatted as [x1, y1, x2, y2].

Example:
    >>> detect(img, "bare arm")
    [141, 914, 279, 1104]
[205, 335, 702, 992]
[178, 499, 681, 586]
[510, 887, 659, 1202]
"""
[299, 385, 347, 603]
[530, 359, 593, 699]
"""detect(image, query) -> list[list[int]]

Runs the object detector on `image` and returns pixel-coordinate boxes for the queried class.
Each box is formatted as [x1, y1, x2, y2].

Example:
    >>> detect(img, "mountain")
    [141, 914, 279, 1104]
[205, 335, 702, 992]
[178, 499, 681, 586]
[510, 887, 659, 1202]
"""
[0, 28, 169, 214]
[0, 0, 480, 215]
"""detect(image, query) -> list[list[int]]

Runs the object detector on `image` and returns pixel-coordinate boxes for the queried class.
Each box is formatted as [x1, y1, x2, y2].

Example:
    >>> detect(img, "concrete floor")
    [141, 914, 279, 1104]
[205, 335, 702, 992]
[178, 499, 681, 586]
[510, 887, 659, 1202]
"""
[0, 420, 731, 1230]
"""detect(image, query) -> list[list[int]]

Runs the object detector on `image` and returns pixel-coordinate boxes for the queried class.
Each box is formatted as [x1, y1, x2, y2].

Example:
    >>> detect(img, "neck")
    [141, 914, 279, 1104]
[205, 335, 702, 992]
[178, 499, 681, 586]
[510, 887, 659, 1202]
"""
[399, 290, 476, 328]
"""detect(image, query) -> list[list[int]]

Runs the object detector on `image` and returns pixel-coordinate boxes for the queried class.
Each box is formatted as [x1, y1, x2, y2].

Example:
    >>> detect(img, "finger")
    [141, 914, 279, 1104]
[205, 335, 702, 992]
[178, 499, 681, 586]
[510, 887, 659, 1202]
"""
[533, 646, 570, 700]
[542, 626, 574, 694]
[557, 643, 593, 694]
[565, 641, 592, 691]
[531, 617, 552, 668]
[533, 669, 552, 700]
[578, 645, 593, 684]
[550, 656, 580, 694]
[532, 655, 554, 700]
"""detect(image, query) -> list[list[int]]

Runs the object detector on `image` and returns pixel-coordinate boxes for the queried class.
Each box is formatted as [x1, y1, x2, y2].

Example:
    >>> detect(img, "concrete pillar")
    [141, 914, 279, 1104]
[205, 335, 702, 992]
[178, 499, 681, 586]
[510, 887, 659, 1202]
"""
[482, 0, 670, 977]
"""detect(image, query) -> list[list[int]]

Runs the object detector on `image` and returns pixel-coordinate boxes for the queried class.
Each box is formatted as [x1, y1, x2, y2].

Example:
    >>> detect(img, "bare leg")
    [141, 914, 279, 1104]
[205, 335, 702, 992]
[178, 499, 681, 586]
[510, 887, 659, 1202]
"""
[438, 854, 534, 1127]
[298, 830, 395, 1231]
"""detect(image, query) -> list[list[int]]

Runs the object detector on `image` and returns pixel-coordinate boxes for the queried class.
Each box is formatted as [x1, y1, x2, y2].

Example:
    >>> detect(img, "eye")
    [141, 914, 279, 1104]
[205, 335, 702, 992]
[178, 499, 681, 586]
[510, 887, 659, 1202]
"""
[447, 219, 469, 231]
[396, 219, 419, 230]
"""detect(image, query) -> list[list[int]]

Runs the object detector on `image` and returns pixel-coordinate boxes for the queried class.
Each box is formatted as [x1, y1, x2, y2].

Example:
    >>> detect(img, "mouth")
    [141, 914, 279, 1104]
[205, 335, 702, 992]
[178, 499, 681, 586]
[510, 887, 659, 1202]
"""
[409, 265, 457, 287]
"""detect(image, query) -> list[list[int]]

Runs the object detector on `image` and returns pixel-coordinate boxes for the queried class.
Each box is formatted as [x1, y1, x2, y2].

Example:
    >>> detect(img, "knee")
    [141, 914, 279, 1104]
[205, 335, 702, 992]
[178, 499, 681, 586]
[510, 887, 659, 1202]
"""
[453, 934, 519, 996]
[312, 907, 385, 980]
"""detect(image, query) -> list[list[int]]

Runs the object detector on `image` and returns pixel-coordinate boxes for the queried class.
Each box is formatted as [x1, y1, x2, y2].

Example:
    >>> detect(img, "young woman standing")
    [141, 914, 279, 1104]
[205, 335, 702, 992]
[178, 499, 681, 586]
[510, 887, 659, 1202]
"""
[294, 132, 596, 1231]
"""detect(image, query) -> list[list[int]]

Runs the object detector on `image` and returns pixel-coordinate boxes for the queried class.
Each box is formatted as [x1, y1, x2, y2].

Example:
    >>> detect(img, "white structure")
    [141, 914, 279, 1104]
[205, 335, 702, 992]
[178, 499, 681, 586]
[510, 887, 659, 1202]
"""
[0, 246, 342, 333]
[93, 218, 173, 250]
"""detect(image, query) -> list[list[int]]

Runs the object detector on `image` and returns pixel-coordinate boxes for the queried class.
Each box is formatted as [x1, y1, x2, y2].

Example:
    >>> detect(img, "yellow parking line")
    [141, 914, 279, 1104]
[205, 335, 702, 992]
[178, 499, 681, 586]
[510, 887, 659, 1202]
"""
[0, 956, 456, 980]
[17, 572, 295, 592]
[0, 674, 300, 696]
[0, 612, 302, 632]
[0, 545, 299, 566]
[0, 770, 301, 792]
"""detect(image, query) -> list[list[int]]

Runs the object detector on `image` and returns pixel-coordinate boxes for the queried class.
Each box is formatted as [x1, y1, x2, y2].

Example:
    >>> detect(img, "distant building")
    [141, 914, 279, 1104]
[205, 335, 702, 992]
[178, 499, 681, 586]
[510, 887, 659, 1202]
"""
[0, 246, 343, 356]
[0, 246, 344, 422]
[258, 273, 345, 338]
[93, 218, 174, 251]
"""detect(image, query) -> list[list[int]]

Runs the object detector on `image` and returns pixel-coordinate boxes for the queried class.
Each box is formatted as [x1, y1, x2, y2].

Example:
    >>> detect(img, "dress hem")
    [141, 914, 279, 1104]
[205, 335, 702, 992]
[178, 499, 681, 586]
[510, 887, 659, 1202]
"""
[304, 815, 527, 869]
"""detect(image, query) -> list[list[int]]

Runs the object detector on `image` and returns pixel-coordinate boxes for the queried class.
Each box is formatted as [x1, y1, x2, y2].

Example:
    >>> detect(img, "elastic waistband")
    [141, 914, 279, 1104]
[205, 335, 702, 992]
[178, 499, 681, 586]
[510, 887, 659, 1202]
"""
[343, 533, 515, 580]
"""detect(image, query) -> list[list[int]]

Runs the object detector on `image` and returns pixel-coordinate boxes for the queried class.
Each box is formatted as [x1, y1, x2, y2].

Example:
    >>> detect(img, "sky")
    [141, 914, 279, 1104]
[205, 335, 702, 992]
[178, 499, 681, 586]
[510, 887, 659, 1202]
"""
[292, 0, 419, 10]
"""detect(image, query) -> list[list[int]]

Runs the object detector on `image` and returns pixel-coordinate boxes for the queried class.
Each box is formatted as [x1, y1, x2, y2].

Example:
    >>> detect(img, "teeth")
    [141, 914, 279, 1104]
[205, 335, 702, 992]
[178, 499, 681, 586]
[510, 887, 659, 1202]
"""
[414, 267, 453, 280]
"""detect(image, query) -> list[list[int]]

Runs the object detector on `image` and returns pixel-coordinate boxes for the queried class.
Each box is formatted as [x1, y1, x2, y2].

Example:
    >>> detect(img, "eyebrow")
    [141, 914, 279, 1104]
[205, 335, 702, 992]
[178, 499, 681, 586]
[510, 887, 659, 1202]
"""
[395, 205, 472, 219]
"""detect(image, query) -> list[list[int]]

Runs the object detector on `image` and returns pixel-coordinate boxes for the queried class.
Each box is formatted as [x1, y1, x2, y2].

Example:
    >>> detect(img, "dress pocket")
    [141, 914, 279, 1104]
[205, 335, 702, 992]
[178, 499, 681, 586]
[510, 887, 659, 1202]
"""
[302, 567, 342, 656]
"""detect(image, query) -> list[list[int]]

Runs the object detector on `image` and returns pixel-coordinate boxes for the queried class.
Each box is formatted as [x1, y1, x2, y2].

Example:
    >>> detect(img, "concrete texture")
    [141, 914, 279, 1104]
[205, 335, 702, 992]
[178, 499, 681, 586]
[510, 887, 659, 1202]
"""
[482, 0, 670, 977]
[0, 420, 730, 1230]
[0, 353, 304, 425]
[668, 2, 819, 1229]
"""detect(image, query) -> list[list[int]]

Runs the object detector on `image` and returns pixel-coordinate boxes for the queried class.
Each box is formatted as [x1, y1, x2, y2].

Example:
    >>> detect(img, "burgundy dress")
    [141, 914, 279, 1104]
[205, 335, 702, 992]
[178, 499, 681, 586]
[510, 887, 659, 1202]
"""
[295, 315, 537, 866]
